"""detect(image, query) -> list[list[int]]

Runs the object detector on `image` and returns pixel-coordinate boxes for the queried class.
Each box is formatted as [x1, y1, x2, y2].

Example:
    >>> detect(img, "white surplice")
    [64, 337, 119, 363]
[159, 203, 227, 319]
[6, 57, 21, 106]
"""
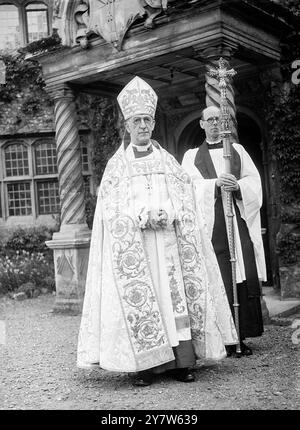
[182, 143, 267, 283]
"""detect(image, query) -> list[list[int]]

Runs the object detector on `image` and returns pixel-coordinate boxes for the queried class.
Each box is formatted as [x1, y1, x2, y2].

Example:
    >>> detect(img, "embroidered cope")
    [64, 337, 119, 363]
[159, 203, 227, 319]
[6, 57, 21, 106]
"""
[77, 142, 238, 372]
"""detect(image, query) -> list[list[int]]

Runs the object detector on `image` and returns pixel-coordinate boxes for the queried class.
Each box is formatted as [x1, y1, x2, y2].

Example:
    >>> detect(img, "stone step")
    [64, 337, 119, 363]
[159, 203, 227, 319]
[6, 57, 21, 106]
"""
[263, 286, 300, 319]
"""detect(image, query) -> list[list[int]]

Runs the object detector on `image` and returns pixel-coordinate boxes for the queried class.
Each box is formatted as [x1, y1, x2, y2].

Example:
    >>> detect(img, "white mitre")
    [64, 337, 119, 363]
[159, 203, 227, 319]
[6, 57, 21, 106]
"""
[117, 76, 158, 120]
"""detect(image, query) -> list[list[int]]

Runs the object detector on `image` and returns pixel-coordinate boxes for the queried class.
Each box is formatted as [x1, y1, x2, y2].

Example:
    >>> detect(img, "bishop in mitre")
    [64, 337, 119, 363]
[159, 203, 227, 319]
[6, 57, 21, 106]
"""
[77, 76, 238, 386]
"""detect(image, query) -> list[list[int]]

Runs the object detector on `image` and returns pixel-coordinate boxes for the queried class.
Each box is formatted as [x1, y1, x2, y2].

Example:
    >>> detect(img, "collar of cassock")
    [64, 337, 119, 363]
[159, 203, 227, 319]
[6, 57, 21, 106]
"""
[206, 140, 223, 150]
[131, 142, 153, 158]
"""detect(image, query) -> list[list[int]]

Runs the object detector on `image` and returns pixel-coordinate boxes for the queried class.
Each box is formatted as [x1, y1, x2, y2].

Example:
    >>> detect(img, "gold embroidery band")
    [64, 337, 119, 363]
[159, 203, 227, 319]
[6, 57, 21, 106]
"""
[101, 151, 174, 369]
[135, 344, 175, 371]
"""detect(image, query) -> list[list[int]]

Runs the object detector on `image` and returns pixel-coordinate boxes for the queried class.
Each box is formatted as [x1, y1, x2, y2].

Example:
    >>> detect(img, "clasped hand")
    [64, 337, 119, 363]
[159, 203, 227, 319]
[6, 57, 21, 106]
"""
[216, 173, 239, 192]
[147, 209, 168, 230]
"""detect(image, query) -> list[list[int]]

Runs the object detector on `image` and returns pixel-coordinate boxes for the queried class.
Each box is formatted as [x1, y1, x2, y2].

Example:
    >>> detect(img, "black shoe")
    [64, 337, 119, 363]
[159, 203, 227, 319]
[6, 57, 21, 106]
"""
[240, 341, 253, 356]
[132, 371, 153, 387]
[225, 345, 236, 357]
[226, 342, 253, 358]
[174, 368, 195, 383]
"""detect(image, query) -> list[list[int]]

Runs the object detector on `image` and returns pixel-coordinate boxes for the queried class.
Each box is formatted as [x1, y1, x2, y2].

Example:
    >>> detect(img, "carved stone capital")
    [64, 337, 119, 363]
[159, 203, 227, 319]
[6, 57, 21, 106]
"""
[195, 43, 238, 62]
[46, 83, 75, 102]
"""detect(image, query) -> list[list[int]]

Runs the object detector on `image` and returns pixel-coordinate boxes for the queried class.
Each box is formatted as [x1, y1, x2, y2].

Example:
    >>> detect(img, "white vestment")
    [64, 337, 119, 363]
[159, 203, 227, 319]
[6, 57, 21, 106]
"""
[182, 143, 267, 283]
[128, 144, 191, 346]
[77, 142, 238, 372]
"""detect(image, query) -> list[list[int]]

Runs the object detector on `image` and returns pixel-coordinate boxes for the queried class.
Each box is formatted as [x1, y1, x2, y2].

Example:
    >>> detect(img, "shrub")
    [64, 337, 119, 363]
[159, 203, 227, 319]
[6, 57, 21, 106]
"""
[277, 232, 298, 265]
[0, 225, 57, 259]
[0, 250, 55, 294]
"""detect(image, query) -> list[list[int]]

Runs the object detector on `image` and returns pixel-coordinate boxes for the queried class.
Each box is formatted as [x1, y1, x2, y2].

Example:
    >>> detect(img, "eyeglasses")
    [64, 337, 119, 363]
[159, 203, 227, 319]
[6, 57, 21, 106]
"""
[203, 116, 220, 125]
[130, 116, 154, 127]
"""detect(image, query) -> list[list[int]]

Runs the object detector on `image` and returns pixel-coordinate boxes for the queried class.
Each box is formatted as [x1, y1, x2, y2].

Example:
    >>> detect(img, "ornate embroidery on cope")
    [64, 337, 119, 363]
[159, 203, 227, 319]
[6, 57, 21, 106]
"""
[110, 214, 166, 352]
[100, 149, 169, 356]
[100, 144, 209, 355]
[168, 263, 185, 315]
[164, 154, 206, 341]
[131, 159, 162, 175]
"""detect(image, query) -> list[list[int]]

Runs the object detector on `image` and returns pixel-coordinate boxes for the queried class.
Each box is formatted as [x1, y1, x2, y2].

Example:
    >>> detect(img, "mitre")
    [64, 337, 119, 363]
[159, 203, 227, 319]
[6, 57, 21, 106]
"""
[117, 76, 158, 120]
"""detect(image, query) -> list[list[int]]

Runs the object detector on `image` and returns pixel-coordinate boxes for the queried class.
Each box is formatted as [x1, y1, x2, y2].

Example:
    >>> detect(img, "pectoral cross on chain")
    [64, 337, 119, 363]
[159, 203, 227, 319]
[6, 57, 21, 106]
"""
[146, 174, 152, 192]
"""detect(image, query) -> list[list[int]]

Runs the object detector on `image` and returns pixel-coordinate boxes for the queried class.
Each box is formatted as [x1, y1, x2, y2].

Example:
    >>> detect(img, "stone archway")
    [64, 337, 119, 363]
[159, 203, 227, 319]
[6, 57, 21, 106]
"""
[174, 110, 204, 163]
[176, 109, 273, 285]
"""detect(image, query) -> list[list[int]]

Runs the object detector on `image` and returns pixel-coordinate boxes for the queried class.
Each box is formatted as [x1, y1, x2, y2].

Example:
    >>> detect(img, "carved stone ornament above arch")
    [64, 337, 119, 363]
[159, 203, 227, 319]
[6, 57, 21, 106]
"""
[52, 0, 178, 51]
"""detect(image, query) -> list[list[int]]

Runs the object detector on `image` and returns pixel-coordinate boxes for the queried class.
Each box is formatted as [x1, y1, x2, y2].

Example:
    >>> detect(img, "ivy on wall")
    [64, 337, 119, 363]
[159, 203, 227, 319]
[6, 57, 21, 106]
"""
[0, 53, 51, 116]
[76, 94, 121, 185]
[265, 85, 300, 213]
[263, 0, 300, 265]
[20, 31, 62, 56]
[76, 94, 121, 228]
[0, 32, 62, 116]
[264, 2, 300, 223]
[90, 99, 121, 186]
[0, 54, 43, 97]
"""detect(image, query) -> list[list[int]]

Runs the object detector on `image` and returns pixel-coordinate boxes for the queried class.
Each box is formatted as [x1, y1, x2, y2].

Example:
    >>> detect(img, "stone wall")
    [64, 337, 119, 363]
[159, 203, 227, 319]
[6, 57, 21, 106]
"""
[278, 223, 300, 299]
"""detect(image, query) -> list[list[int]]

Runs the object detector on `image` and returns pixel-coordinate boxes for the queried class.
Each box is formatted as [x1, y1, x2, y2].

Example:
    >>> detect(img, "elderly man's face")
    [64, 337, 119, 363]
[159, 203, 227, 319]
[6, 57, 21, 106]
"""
[200, 106, 221, 141]
[125, 115, 155, 146]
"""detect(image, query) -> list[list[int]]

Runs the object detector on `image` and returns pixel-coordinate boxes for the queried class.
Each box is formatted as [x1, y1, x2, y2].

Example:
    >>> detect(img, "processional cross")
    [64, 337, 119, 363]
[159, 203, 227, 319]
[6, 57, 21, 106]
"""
[208, 57, 236, 150]
[208, 58, 242, 356]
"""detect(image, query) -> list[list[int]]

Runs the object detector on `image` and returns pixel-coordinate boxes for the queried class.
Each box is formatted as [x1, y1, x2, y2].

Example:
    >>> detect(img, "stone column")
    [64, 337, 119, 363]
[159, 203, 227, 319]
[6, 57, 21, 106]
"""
[46, 84, 91, 314]
[201, 45, 239, 143]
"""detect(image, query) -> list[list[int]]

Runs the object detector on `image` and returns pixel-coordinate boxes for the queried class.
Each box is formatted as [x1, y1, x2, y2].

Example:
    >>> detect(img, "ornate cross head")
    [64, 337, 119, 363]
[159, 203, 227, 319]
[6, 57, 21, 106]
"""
[208, 57, 236, 88]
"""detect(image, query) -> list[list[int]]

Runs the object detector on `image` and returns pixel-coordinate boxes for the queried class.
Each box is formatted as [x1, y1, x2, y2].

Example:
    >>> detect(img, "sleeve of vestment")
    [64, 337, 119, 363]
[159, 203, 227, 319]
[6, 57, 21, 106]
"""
[182, 149, 217, 240]
[234, 144, 267, 281]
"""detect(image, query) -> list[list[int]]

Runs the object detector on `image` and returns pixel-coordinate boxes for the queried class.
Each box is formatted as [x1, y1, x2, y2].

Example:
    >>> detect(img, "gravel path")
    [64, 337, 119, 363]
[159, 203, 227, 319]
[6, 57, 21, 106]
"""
[0, 294, 299, 410]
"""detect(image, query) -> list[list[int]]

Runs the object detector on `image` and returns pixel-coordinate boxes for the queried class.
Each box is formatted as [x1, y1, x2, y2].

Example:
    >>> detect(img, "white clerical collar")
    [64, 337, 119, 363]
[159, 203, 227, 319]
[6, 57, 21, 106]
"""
[131, 142, 152, 152]
[206, 139, 222, 145]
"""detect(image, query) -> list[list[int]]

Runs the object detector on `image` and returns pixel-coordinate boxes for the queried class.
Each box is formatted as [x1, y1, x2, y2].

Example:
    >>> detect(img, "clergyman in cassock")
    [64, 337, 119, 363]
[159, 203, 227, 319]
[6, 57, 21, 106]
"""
[182, 105, 267, 357]
[77, 77, 238, 386]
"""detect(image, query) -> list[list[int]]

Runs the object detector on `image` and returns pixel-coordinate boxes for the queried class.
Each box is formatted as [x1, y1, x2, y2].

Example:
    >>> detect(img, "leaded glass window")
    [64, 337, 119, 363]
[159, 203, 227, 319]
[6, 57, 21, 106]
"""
[0, 4, 20, 51]
[37, 181, 60, 214]
[1, 133, 92, 219]
[25, 2, 49, 43]
[81, 137, 90, 172]
[7, 182, 32, 216]
[35, 140, 57, 175]
[5, 143, 29, 177]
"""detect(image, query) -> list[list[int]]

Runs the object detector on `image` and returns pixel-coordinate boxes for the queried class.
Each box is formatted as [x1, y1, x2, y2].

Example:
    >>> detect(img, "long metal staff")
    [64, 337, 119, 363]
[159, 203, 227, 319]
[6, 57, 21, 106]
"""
[208, 57, 242, 356]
